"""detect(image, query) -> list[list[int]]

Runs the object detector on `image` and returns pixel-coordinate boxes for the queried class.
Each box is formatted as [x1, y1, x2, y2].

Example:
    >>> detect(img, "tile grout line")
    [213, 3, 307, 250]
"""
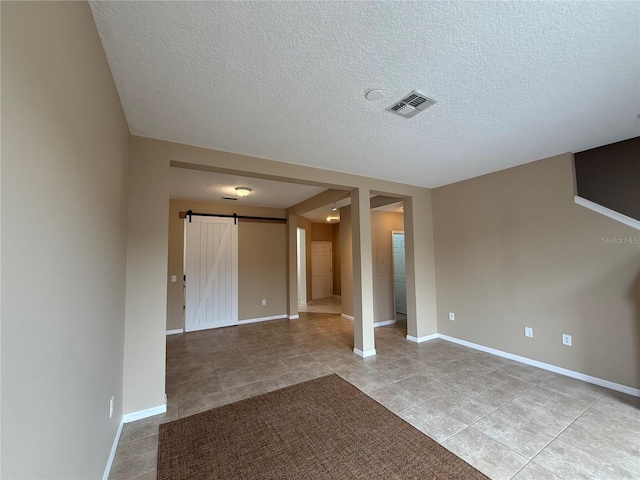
[530, 390, 640, 478]
[524, 389, 605, 478]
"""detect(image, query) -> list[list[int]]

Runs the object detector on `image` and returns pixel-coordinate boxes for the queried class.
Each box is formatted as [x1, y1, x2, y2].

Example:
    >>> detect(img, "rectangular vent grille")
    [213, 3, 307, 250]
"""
[387, 90, 437, 118]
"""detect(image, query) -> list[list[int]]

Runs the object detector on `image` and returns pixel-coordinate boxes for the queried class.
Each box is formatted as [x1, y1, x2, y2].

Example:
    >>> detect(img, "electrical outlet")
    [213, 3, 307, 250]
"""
[171, 275, 177, 283]
[524, 327, 533, 338]
[109, 396, 114, 419]
[261, 299, 267, 306]
[448, 312, 455, 321]
[562, 334, 572, 346]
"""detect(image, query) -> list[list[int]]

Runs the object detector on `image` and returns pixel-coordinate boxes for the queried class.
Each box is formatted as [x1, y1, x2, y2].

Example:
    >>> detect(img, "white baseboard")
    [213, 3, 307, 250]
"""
[239, 314, 287, 325]
[574, 196, 640, 231]
[438, 334, 640, 398]
[341, 314, 394, 328]
[288, 314, 300, 320]
[374, 319, 396, 328]
[354, 348, 376, 358]
[166, 329, 183, 336]
[406, 333, 438, 343]
[102, 419, 124, 480]
[122, 403, 167, 423]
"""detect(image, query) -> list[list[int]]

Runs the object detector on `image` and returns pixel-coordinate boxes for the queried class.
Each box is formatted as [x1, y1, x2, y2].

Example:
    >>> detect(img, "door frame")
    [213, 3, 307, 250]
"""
[311, 241, 333, 300]
[391, 230, 406, 318]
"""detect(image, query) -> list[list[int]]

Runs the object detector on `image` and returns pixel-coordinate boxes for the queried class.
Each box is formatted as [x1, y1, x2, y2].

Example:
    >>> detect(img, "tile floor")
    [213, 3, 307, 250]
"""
[109, 313, 640, 480]
[298, 296, 342, 314]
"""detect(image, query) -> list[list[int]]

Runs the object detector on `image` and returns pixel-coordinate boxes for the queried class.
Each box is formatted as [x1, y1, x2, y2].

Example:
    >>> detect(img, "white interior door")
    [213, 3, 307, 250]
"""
[311, 241, 332, 300]
[392, 232, 407, 315]
[185, 216, 238, 332]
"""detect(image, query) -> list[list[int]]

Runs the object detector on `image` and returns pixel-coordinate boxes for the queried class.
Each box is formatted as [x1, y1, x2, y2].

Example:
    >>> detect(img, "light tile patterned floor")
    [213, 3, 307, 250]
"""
[298, 296, 342, 314]
[109, 313, 640, 480]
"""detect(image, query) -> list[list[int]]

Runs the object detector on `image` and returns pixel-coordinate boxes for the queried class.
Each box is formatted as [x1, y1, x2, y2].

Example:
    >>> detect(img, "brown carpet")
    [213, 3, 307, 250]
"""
[157, 374, 488, 479]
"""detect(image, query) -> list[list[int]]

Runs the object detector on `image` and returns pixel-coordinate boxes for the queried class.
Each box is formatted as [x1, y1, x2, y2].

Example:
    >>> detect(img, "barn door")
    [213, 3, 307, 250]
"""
[185, 216, 238, 332]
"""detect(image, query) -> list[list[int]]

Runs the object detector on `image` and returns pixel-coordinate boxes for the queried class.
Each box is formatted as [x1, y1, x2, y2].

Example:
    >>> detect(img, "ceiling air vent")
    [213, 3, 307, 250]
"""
[223, 196, 238, 201]
[386, 90, 437, 118]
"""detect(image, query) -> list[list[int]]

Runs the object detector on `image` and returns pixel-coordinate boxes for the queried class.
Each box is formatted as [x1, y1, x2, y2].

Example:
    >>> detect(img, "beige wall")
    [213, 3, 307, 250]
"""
[167, 199, 287, 329]
[333, 223, 342, 296]
[311, 222, 334, 242]
[371, 211, 405, 322]
[125, 135, 437, 413]
[238, 221, 287, 319]
[340, 208, 404, 322]
[340, 206, 354, 316]
[403, 191, 439, 339]
[297, 215, 313, 302]
[124, 138, 169, 414]
[433, 153, 640, 389]
[310, 222, 341, 296]
[1, 2, 130, 478]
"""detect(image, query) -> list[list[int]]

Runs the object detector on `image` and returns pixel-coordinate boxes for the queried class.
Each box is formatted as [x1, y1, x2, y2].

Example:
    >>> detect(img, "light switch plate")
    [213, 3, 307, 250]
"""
[171, 275, 177, 283]
[524, 327, 533, 338]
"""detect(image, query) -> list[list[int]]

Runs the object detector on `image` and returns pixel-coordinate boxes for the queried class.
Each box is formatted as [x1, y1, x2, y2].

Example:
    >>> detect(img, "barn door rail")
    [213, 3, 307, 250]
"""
[180, 210, 286, 224]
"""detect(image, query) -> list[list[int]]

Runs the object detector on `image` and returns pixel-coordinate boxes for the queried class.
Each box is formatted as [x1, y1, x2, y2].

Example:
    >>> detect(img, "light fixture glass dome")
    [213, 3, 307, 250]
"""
[235, 186, 252, 197]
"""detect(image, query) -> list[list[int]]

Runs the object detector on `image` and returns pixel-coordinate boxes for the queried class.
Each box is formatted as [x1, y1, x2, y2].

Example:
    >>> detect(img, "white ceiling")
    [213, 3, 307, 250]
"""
[300, 197, 404, 224]
[91, 1, 639, 188]
[170, 168, 326, 209]
[375, 202, 404, 214]
[300, 198, 352, 224]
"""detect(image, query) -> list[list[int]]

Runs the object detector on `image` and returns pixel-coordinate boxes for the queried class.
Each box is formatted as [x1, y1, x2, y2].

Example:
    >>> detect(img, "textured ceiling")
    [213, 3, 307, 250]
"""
[91, 1, 639, 188]
[170, 168, 326, 209]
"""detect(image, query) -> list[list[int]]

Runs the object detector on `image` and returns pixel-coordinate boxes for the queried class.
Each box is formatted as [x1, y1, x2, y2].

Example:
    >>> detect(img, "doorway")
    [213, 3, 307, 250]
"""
[392, 231, 407, 320]
[184, 216, 238, 332]
[311, 241, 333, 300]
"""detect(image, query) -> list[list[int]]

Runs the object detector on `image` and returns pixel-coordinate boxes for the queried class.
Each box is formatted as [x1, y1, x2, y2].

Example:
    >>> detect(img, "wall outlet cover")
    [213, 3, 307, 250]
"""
[261, 299, 267, 306]
[525, 327, 533, 338]
[562, 334, 572, 346]
[448, 312, 455, 321]
[109, 396, 114, 418]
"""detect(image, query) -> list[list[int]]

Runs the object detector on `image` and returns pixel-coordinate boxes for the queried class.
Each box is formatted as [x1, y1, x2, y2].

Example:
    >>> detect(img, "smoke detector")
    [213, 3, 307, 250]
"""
[387, 90, 437, 118]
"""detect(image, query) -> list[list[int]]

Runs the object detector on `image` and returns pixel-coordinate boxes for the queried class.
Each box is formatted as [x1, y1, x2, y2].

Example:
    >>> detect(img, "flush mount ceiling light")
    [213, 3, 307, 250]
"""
[331, 203, 338, 211]
[235, 187, 252, 197]
[387, 90, 437, 118]
[326, 216, 339, 222]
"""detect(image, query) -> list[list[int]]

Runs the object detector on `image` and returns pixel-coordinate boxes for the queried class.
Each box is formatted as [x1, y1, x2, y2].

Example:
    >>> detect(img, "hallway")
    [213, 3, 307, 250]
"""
[299, 296, 342, 315]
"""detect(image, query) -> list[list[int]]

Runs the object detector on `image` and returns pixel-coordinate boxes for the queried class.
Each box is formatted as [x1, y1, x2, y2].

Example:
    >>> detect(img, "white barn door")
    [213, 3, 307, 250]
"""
[185, 216, 238, 332]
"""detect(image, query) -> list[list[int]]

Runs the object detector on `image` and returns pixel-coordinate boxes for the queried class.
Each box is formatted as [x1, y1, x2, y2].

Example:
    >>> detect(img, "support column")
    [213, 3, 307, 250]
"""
[123, 142, 169, 415]
[351, 188, 376, 357]
[404, 192, 438, 342]
[286, 214, 299, 319]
